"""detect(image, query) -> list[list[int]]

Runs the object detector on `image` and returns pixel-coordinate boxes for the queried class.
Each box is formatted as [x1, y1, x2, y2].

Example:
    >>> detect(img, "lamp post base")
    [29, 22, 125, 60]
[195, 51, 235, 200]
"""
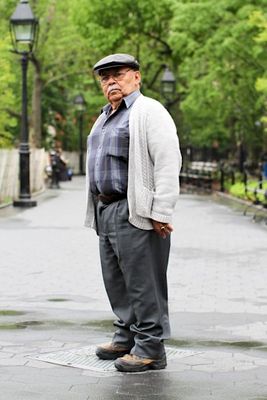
[13, 199, 37, 208]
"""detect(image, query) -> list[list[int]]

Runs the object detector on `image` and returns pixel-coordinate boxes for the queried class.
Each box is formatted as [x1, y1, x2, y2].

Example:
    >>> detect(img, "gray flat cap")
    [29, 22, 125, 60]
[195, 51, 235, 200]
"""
[93, 53, 140, 73]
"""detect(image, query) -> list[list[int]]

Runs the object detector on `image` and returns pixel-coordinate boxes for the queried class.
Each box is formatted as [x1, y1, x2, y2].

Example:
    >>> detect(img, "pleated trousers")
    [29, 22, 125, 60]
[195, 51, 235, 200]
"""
[97, 198, 171, 359]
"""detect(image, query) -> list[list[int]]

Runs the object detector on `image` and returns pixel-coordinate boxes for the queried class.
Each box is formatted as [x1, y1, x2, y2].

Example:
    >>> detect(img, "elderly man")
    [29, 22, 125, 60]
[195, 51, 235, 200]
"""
[85, 53, 182, 372]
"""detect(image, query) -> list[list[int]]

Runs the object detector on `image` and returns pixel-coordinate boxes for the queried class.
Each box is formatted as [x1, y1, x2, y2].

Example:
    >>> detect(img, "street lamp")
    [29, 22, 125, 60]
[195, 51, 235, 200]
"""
[161, 66, 176, 108]
[74, 94, 86, 175]
[10, 0, 39, 207]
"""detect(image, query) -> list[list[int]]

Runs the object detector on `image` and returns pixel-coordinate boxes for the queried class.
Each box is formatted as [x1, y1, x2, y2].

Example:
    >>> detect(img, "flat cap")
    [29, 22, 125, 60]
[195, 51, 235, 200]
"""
[93, 53, 140, 73]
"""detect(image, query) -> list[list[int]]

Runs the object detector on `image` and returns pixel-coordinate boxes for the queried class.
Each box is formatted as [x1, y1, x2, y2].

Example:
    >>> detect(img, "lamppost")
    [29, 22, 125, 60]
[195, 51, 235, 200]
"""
[10, 0, 39, 207]
[161, 66, 176, 111]
[74, 94, 86, 175]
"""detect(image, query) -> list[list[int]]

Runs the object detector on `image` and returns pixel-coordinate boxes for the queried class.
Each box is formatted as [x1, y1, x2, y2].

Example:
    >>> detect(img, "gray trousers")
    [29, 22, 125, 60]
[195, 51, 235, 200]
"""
[97, 199, 171, 359]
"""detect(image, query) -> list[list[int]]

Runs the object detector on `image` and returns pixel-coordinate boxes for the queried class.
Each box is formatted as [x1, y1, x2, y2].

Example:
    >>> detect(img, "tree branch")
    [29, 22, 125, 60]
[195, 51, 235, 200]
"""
[43, 70, 90, 88]
[29, 53, 42, 74]
[145, 63, 166, 90]
[143, 31, 172, 56]
[4, 108, 21, 120]
[165, 94, 181, 108]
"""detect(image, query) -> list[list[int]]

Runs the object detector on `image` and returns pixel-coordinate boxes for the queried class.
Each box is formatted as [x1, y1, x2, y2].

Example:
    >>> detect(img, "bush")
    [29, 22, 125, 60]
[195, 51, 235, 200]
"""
[229, 181, 267, 203]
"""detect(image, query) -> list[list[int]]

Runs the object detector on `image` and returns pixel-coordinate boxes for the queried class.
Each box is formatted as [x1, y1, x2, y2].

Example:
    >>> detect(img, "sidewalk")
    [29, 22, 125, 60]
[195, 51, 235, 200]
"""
[0, 177, 267, 400]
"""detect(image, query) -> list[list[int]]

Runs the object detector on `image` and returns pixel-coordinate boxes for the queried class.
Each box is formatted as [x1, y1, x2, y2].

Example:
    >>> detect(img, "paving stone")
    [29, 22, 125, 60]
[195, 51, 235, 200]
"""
[69, 381, 103, 394]
[0, 391, 42, 400]
[164, 363, 192, 372]
[0, 374, 13, 382]
[30, 340, 65, 348]
[1, 346, 39, 354]
[0, 341, 17, 346]
[179, 355, 214, 366]
[1, 178, 267, 399]
[25, 360, 61, 369]
[0, 357, 28, 366]
[1, 389, 89, 400]
[0, 351, 15, 359]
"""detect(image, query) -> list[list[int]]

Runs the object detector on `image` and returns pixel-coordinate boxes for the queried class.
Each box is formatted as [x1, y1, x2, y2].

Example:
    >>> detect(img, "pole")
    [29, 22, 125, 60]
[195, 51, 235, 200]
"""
[220, 163, 225, 192]
[79, 112, 84, 175]
[239, 142, 245, 173]
[13, 52, 37, 207]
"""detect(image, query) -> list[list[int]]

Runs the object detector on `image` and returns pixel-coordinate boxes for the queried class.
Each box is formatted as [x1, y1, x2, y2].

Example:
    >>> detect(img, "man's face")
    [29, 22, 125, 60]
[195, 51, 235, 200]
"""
[99, 67, 141, 105]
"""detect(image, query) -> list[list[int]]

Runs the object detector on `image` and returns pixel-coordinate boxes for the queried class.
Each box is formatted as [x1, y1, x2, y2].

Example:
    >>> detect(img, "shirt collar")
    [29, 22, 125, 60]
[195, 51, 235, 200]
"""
[124, 90, 141, 108]
[102, 90, 141, 114]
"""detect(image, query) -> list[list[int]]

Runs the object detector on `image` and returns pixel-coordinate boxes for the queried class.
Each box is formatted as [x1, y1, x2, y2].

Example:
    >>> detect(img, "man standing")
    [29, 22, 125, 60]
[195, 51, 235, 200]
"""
[85, 53, 182, 372]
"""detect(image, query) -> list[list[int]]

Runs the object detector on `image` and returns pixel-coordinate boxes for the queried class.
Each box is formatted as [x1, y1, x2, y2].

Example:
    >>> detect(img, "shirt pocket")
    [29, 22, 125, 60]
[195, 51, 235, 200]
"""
[107, 127, 129, 160]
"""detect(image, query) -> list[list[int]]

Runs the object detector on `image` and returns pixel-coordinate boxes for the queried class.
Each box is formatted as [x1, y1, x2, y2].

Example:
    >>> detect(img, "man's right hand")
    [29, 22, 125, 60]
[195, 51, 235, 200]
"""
[151, 220, 173, 239]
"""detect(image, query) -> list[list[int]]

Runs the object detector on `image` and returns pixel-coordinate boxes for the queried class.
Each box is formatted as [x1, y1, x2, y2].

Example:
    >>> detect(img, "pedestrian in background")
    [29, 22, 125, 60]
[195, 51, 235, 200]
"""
[85, 53, 182, 372]
[49, 149, 61, 188]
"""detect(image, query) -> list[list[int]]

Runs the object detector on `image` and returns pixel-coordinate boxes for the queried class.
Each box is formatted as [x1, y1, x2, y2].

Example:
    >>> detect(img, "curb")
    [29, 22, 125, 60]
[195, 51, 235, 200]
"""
[0, 188, 46, 210]
[214, 190, 267, 214]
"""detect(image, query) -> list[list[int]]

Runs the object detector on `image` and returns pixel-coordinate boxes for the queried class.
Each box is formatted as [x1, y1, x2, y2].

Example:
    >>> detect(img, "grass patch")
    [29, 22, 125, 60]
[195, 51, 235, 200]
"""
[0, 323, 26, 330]
[229, 180, 267, 203]
[0, 310, 25, 316]
[229, 182, 247, 200]
[0, 320, 44, 330]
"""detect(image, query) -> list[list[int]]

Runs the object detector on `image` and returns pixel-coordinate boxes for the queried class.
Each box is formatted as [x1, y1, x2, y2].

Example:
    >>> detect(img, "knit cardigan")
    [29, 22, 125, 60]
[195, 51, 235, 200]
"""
[85, 94, 182, 231]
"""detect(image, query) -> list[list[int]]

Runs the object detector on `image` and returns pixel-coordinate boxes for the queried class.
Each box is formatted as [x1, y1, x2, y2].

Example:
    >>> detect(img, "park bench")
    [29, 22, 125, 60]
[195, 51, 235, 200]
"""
[180, 161, 218, 189]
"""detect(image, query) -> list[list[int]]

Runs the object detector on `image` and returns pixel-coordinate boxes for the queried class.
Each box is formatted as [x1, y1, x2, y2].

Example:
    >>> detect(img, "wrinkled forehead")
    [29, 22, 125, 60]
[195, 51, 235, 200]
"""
[98, 66, 130, 76]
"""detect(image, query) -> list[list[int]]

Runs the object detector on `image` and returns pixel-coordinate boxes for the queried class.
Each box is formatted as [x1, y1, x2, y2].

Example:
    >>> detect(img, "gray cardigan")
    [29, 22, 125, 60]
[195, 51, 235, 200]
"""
[85, 94, 182, 231]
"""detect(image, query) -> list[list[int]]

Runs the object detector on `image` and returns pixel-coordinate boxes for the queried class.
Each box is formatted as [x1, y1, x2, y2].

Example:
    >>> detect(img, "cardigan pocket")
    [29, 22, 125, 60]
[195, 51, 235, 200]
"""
[135, 186, 154, 218]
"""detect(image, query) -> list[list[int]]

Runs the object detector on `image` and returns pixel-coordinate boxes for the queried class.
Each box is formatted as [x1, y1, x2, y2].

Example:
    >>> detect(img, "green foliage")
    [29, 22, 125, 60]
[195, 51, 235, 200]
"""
[170, 0, 266, 157]
[0, 36, 17, 148]
[32, 0, 93, 148]
[0, 0, 267, 156]
[229, 180, 267, 203]
[250, 11, 267, 129]
[230, 182, 249, 200]
[71, 0, 175, 95]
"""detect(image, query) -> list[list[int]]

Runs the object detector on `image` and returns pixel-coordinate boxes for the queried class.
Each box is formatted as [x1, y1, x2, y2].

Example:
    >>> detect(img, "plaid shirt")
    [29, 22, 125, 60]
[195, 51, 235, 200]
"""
[88, 90, 140, 195]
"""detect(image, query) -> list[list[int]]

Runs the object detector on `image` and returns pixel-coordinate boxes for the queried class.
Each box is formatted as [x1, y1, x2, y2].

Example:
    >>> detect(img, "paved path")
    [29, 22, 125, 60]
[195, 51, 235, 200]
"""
[0, 177, 266, 399]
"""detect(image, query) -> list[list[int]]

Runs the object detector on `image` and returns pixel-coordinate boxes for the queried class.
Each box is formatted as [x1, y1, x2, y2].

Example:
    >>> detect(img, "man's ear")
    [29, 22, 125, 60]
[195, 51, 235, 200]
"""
[135, 71, 141, 85]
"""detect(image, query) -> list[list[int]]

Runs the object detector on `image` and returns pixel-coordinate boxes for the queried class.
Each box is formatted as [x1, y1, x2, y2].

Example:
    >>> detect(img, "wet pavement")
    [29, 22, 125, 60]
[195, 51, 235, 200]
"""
[0, 177, 267, 399]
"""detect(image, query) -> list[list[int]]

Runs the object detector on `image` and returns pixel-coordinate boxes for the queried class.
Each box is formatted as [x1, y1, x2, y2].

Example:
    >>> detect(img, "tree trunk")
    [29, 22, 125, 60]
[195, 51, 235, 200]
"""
[30, 56, 42, 148]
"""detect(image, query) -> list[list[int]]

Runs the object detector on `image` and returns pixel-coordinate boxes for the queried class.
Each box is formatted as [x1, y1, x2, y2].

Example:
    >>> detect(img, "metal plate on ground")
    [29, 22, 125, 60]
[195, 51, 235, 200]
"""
[32, 346, 201, 372]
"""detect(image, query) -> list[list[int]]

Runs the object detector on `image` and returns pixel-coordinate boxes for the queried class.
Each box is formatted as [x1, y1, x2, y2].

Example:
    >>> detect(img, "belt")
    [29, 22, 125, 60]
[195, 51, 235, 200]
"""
[97, 193, 126, 205]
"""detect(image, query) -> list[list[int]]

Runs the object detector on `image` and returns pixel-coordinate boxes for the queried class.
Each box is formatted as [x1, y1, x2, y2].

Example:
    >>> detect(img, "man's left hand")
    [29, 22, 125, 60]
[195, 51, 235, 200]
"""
[151, 220, 173, 239]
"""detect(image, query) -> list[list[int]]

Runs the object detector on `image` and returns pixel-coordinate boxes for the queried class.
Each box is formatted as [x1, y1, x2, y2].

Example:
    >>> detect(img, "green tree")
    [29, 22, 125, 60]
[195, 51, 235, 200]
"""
[69, 0, 184, 147]
[0, 38, 17, 147]
[0, 0, 18, 148]
[0, 0, 93, 149]
[1, 0, 267, 159]
[169, 0, 266, 159]
[29, 0, 92, 147]
[251, 10, 267, 150]
[72, 0, 175, 95]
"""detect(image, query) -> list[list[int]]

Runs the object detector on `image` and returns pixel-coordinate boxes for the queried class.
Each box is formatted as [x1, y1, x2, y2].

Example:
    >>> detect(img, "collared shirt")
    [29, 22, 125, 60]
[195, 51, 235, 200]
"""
[88, 90, 141, 195]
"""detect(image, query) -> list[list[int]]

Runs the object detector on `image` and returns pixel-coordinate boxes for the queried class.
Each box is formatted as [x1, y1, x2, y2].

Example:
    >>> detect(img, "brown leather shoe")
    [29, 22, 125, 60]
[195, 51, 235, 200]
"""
[114, 354, 167, 372]
[95, 342, 131, 360]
